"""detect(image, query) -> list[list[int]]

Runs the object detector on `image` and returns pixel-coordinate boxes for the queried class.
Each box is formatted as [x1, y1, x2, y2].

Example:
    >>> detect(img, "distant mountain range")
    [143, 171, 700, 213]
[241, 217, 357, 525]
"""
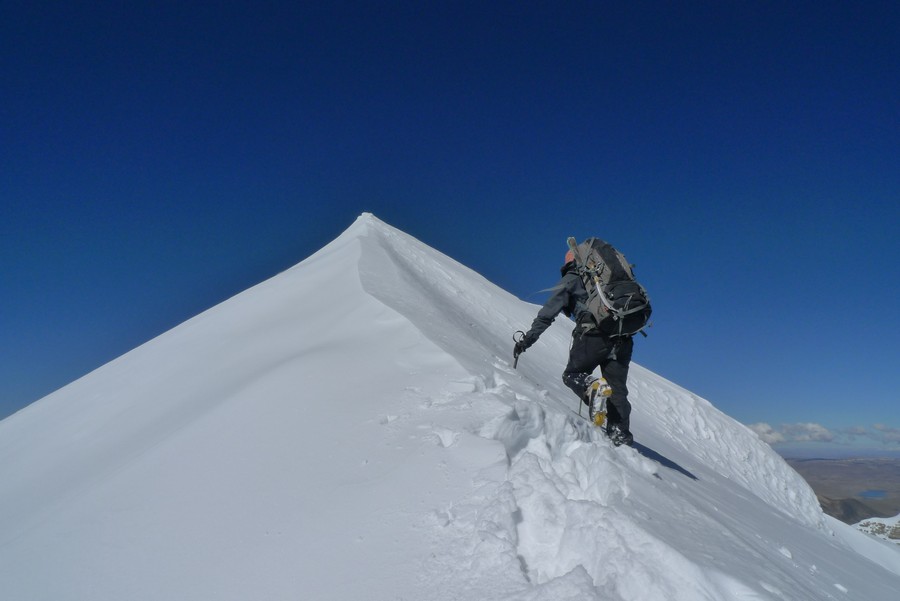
[786, 458, 900, 530]
[818, 495, 892, 525]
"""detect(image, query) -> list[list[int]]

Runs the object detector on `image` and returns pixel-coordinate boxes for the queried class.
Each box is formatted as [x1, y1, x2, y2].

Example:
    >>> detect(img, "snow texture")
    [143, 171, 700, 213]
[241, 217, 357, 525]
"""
[2, 213, 900, 600]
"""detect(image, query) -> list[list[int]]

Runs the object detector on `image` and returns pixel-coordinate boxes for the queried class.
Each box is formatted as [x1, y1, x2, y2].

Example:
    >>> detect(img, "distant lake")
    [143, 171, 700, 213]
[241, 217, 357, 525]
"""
[859, 490, 886, 499]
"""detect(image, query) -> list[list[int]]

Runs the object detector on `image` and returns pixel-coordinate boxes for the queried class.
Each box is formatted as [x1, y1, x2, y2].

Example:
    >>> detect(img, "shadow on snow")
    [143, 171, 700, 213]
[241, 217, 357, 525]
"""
[632, 442, 698, 481]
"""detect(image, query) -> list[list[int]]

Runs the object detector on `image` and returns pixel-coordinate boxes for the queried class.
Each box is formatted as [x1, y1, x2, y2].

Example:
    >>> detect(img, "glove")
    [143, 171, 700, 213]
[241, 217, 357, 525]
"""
[514, 339, 528, 358]
[514, 331, 537, 357]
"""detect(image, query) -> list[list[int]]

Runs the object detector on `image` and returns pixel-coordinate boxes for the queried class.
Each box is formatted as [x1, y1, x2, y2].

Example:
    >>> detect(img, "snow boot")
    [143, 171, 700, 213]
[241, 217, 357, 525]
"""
[585, 377, 612, 427]
[607, 424, 634, 447]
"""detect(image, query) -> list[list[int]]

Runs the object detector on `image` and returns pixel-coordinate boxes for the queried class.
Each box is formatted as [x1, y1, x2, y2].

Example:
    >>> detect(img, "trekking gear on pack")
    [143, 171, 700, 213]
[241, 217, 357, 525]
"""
[566, 237, 652, 338]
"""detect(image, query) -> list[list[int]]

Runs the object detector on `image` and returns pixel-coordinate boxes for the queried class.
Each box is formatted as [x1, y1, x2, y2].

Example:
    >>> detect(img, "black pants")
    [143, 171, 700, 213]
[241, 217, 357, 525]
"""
[562, 330, 634, 432]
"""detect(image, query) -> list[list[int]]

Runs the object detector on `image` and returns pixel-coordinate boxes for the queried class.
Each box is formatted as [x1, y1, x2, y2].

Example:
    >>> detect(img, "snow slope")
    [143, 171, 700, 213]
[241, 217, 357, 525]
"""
[2, 213, 900, 600]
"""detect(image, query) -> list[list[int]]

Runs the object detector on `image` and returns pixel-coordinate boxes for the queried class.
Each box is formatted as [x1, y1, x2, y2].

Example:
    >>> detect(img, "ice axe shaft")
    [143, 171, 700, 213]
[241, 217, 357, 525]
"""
[512, 330, 525, 369]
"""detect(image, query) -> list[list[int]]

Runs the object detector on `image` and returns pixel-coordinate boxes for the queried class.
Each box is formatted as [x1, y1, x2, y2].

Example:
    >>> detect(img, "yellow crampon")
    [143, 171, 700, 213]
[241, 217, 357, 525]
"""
[588, 378, 613, 427]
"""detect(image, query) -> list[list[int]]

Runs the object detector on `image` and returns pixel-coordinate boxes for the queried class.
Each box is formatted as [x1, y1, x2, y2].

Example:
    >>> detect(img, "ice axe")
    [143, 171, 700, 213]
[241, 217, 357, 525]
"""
[512, 330, 526, 369]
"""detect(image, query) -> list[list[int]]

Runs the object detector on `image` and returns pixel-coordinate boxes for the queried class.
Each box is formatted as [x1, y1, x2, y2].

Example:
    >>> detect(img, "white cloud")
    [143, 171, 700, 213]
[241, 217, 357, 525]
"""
[782, 422, 835, 443]
[751, 422, 900, 448]
[843, 426, 868, 437]
[749, 422, 785, 444]
[872, 424, 900, 443]
[748, 422, 834, 445]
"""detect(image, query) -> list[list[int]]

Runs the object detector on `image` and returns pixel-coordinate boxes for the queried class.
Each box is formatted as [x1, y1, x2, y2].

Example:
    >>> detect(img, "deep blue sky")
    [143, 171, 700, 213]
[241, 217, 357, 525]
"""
[2, 2, 898, 455]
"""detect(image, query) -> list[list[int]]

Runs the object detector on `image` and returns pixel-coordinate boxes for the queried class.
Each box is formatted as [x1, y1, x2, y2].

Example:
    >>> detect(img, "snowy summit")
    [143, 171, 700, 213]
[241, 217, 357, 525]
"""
[1, 213, 899, 600]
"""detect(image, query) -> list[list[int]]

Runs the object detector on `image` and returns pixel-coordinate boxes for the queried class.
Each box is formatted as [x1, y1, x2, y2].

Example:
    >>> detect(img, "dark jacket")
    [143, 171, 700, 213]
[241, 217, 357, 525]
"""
[525, 262, 590, 345]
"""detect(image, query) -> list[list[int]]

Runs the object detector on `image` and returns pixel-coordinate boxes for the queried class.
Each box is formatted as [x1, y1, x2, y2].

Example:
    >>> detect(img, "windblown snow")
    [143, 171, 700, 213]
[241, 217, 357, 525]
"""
[2, 213, 899, 600]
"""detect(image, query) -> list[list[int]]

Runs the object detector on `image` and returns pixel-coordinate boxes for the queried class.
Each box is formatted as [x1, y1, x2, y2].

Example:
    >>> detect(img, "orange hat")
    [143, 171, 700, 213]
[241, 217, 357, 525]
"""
[565, 249, 575, 264]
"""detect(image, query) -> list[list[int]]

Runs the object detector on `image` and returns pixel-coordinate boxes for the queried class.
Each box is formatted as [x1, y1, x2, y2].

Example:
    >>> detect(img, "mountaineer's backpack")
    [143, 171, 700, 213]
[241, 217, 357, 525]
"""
[567, 237, 652, 337]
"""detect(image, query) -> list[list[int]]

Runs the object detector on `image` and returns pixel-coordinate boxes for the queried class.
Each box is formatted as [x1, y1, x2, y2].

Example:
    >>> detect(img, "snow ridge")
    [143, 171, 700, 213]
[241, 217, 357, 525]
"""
[2, 213, 899, 600]
[357, 214, 821, 521]
[352, 214, 900, 599]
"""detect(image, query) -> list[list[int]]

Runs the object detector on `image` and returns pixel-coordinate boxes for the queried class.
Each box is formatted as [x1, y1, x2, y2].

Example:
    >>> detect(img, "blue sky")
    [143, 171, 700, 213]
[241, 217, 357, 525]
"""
[2, 2, 898, 456]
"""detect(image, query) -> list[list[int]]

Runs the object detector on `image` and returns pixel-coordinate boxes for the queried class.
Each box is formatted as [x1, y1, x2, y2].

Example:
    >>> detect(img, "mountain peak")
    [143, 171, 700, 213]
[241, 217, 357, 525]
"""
[350, 210, 379, 232]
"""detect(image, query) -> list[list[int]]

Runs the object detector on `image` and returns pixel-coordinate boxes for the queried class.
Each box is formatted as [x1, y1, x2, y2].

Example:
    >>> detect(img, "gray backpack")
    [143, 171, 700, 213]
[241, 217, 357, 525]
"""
[567, 237, 652, 337]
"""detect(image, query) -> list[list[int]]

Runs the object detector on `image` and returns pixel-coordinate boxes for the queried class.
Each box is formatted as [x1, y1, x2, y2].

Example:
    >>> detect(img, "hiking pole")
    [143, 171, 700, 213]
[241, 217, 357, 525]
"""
[512, 331, 526, 369]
